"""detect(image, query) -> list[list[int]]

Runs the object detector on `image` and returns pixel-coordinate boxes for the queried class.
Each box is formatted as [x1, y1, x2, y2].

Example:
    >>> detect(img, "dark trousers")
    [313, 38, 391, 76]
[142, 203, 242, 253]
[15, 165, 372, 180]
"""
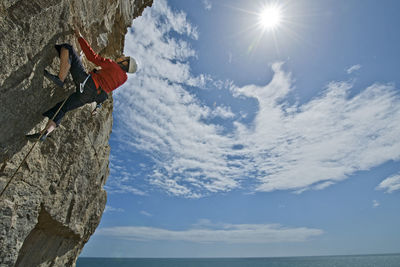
[43, 44, 107, 125]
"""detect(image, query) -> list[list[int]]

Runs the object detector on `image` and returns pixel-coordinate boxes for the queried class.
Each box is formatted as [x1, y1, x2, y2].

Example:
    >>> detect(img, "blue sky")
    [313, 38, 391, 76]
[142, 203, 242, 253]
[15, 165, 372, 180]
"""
[81, 0, 400, 257]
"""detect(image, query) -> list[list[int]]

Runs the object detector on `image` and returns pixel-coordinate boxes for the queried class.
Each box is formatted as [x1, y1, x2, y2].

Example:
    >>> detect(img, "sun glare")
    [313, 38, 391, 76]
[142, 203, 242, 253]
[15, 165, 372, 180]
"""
[259, 5, 282, 30]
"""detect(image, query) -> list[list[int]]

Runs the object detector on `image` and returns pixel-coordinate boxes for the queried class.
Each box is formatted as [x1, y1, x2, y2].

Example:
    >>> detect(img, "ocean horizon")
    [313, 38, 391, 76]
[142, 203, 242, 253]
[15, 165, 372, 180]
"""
[77, 253, 400, 267]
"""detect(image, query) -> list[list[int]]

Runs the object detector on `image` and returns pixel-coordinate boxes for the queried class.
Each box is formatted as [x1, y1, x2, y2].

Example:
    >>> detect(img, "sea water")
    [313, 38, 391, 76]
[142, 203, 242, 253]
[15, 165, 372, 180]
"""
[77, 253, 400, 267]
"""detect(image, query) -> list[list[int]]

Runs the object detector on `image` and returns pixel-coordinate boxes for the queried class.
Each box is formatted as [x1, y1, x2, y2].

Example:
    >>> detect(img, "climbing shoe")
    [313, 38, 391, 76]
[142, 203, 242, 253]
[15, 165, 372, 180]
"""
[44, 69, 64, 87]
[25, 132, 50, 142]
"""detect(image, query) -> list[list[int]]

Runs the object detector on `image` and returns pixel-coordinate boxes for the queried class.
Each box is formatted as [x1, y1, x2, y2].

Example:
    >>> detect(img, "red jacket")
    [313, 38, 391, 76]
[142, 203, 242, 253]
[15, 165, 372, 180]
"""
[78, 37, 127, 93]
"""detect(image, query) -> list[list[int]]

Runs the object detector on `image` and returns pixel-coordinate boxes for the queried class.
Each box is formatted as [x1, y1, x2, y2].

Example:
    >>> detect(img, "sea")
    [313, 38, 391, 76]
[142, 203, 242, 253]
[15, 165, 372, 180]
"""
[76, 254, 400, 267]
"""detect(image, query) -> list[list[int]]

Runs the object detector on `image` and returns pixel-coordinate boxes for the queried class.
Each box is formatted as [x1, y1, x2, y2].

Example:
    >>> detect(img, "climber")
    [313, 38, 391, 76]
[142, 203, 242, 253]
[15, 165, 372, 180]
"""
[26, 27, 137, 142]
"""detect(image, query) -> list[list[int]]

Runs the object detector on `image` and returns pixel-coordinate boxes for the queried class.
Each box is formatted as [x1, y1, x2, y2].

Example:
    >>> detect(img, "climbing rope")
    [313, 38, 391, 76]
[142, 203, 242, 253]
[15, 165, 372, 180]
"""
[0, 97, 68, 198]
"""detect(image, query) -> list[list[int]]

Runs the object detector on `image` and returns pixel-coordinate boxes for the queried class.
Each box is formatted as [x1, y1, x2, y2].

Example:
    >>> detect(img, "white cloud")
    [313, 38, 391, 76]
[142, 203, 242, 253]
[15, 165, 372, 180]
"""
[293, 181, 335, 194]
[106, 157, 148, 195]
[203, 0, 212, 10]
[233, 73, 400, 192]
[210, 105, 235, 119]
[112, 0, 400, 197]
[104, 205, 125, 213]
[346, 64, 361, 74]
[97, 222, 323, 243]
[140, 210, 153, 217]
[376, 173, 400, 193]
[313, 181, 335, 191]
[105, 184, 147, 196]
[372, 200, 380, 208]
[115, 0, 238, 197]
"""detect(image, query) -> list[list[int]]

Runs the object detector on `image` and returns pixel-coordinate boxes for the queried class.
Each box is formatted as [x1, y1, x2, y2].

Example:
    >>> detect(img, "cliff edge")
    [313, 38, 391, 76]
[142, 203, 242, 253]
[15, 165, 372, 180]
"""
[0, 0, 152, 266]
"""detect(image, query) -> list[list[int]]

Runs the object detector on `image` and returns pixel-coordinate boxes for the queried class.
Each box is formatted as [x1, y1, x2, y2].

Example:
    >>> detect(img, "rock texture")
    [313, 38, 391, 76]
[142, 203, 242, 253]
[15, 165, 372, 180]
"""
[0, 0, 152, 266]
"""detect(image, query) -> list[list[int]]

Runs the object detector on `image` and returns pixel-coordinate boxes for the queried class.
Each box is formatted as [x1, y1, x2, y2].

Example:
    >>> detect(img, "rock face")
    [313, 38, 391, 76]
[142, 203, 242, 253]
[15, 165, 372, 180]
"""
[0, 0, 152, 266]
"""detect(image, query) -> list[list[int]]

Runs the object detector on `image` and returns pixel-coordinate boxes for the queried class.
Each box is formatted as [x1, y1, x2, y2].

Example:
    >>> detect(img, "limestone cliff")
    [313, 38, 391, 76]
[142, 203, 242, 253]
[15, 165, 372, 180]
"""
[0, 0, 153, 266]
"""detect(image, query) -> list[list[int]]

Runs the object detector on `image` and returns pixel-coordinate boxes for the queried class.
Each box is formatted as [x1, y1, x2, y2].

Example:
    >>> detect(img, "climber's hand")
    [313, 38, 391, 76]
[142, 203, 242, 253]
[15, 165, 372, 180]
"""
[74, 27, 82, 38]
[91, 103, 102, 116]
[91, 109, 97, 116]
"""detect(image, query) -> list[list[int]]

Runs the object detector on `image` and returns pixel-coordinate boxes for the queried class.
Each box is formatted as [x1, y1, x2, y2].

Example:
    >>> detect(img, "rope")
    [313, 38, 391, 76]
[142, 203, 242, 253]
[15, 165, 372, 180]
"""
[0, 97, 68, 198]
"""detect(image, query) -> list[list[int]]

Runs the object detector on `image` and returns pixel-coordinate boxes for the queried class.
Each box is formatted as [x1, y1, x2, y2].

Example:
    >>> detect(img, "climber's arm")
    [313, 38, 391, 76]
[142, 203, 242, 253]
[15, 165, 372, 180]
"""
[74, 28, 110, 67]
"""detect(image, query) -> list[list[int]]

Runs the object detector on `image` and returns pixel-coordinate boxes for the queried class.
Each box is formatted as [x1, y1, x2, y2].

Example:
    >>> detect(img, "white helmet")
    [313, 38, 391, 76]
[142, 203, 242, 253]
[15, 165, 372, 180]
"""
[128, 57, 137, 73]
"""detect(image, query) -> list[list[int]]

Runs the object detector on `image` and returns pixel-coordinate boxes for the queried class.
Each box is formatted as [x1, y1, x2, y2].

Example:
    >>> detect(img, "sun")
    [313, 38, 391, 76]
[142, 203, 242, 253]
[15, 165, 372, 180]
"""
[258, 4, 282, 30]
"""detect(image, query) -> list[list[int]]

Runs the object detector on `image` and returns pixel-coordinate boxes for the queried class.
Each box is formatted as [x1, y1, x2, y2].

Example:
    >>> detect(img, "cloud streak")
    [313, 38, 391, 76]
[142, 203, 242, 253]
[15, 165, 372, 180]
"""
[110, 0, 400, 197]
[203, 0, 212, 10]
[104, 206, 125, 213]
[97, 222, 323, 244]
[346, 64, 362, 74]
[232, 69, 400, 192]
[376, 173, 400, 193]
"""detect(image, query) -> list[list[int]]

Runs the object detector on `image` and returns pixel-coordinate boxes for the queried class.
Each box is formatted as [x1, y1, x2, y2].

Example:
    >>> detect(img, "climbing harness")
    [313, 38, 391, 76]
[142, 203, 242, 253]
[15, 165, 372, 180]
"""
[80, 74, 91, 93]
